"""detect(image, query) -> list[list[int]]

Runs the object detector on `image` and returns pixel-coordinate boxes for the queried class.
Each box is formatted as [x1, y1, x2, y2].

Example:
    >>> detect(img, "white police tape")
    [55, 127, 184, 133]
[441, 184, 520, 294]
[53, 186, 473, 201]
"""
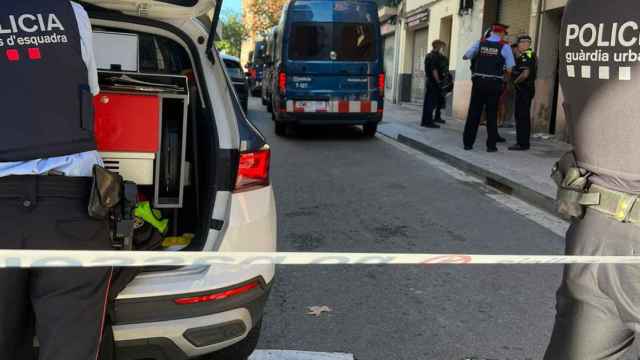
[1, 250, 640, 268]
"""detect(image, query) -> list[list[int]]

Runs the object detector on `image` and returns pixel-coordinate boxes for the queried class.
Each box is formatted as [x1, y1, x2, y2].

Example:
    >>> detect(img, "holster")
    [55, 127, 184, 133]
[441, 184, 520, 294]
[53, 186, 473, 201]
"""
[89, 165, 122, 219]
[551, 152, 592, 218]
[89, 165, 138, 250]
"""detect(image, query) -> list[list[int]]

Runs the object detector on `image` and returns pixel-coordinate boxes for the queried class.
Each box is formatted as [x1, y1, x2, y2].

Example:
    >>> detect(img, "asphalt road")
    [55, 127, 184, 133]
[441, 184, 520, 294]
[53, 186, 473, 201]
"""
[246, 98, 569, 360]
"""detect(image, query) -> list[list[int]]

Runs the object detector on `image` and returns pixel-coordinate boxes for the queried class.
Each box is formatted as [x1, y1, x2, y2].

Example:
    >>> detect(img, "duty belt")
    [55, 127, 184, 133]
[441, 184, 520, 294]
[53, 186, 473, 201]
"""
[551, 151, 640, 222]
[584, 184, 640, 223]
[472, 74, 503, 80]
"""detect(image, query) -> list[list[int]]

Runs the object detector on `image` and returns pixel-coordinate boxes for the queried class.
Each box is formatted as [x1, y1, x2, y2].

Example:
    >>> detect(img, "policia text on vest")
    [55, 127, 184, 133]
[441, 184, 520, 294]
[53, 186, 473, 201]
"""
[544, 1, 640, 359]
[0, 13, 69, 47]
[0, 1, 118, 359]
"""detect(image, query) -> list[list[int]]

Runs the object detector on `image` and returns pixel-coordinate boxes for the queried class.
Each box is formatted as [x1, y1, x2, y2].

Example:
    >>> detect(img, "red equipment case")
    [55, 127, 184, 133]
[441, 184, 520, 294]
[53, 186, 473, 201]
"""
[94, 93, 160, 153]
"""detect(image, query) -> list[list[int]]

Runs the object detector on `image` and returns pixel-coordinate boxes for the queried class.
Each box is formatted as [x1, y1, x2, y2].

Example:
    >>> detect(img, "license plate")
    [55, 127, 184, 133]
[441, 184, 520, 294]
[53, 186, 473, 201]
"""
[299, 101, 327, 112]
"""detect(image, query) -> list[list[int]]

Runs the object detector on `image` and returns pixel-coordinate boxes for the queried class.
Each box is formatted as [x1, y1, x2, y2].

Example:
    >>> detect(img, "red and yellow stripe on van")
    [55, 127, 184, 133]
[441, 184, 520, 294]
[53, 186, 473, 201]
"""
[286, 100, 379, 113]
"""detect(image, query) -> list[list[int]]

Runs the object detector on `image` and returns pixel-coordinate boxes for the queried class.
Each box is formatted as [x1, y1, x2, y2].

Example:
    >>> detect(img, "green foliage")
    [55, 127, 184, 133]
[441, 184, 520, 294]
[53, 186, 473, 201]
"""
[215, 10, 248, 58]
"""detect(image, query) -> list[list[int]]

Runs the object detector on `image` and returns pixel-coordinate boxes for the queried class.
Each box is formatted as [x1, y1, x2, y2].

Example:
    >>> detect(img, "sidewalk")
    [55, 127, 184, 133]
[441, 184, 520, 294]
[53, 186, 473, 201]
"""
[379, 101, 572, 215]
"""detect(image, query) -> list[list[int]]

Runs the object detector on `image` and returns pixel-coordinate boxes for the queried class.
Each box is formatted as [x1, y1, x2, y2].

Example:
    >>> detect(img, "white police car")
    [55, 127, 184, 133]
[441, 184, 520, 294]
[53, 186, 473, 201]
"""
[80, 1, 277, 359]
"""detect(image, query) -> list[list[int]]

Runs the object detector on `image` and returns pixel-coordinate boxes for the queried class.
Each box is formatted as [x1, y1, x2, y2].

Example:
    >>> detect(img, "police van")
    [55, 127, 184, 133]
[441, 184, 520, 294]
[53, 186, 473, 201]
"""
[79, 1, 277, 359]
[247, 40, 267, 96]
[261, 26, 278, 113]
[270, 0, 384, 137]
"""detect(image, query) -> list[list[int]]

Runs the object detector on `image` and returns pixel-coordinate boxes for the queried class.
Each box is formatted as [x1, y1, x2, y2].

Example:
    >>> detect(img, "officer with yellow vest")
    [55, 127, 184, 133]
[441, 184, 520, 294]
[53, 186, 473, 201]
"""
[510, 35, 537, 151]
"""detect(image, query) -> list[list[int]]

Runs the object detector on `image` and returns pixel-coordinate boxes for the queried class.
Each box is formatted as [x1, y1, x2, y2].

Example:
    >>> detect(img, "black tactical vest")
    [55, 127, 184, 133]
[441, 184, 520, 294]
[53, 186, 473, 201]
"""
[0, 0, 96, 162]
[561, 0, 640, 184]
[473, 41, 505, 78]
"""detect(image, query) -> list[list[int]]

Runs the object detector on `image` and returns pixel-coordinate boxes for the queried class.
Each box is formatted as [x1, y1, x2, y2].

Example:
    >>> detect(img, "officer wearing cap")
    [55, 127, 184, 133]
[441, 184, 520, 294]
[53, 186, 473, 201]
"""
[544, 0, 640, 358]
[509, 35, 537, 151]
[462, 23, 516, 152]
[0, 1, 114, 359]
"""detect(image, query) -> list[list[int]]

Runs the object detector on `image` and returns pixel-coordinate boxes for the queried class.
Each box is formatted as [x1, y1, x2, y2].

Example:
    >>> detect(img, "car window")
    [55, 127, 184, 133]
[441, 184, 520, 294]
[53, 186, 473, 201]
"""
[288, 22, 332, 60]
[288, 22, 375, 61]
[224, 60, 245, 80]
[333, 23, 375, 61]
[92, 28, 191, 75]
[138, 33, 191, 74]
[253, 43, 266, 65]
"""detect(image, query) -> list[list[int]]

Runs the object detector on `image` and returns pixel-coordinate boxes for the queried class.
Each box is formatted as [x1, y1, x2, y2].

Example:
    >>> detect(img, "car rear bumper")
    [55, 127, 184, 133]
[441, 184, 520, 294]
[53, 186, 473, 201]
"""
[278, 111, 383, 125]
[114, 279, 272, 359]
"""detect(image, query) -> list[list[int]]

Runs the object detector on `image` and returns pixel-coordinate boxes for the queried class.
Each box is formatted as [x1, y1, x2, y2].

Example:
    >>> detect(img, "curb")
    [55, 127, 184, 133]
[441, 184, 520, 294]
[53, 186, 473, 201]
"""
[381, 130, 559, 216]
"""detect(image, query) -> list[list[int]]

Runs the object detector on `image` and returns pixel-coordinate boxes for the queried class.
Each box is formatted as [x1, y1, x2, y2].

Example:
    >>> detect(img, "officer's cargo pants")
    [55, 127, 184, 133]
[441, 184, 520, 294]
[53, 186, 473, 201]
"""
[544, 208, 640, 360]
[0, 176, 113, 360]
[463, 77, 502, 149]
[514, 86, 533, 148]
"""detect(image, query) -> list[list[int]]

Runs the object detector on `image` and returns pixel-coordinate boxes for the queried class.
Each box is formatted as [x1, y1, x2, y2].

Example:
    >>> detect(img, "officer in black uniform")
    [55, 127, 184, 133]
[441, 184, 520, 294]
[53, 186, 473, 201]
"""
[421, 40, 449, 128]
[462, 24, 515, 152]
[544, 1, 640, 358]
[0, 1, 114, 359]
[509, 35, 537, 151]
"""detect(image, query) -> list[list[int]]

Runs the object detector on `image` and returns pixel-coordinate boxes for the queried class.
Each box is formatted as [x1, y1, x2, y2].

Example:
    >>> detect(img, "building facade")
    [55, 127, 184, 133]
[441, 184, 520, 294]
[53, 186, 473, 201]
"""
[240, 0, 256, 67]
[383, 0, 570, 139]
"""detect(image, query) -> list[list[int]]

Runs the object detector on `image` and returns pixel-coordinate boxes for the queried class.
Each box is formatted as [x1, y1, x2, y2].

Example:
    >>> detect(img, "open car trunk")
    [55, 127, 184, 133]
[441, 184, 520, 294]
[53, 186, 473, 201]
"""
[81, 0, 217, 20]
[88, 16, 220, 253]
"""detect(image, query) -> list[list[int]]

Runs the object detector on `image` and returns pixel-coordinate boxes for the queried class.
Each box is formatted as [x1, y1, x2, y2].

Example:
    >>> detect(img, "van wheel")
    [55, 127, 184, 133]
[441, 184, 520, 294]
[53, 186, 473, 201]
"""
[275, 122, 287, 136]
[199, 320, 263, 360]
[363, 123, 378, 138]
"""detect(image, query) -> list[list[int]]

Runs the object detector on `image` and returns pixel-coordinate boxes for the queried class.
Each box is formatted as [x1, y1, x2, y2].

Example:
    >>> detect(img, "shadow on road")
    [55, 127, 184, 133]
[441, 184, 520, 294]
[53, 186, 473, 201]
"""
[277, 124, 373, 142]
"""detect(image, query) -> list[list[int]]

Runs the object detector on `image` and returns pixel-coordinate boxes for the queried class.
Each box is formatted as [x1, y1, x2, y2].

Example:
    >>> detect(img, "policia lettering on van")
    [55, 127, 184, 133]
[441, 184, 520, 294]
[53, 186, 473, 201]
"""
[0, 1, 134, 359]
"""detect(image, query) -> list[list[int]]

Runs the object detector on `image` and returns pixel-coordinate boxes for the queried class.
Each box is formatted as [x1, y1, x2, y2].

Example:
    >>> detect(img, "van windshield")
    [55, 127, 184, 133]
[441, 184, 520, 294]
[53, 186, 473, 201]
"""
[289, 22, 376, 61]
[253, 42, 266, 65]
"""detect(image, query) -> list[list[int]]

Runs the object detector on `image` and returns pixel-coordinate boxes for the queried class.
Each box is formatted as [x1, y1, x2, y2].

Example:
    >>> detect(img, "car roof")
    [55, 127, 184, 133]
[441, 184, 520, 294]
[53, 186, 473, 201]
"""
[221, 53, 241, 63]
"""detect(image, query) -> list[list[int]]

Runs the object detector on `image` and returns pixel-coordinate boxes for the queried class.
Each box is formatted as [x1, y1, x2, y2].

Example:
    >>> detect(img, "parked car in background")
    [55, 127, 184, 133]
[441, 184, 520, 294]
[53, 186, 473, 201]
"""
[80, 1, 277, 359]
[261, 27, 278, 113]
[247, 41, 267, 97]
[223, 54, 250, 113]
[270, 0, 385, 137]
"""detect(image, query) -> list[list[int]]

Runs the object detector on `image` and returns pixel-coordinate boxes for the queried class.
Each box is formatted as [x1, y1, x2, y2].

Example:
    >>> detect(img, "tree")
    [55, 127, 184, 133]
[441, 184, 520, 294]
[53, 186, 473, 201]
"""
[245, 0, 287, 37]
[215, 10, 248, 58]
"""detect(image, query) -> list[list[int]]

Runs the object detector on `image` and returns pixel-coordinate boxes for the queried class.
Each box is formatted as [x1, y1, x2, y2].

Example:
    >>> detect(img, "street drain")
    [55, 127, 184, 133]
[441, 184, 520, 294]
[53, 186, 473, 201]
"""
[485, 177, 513, 195]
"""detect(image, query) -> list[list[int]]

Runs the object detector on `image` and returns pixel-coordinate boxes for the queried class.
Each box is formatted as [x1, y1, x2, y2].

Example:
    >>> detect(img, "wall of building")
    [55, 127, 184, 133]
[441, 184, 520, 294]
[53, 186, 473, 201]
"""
[498, 0, 532, 36]
[451, 0, 485, 121]
[386, 0, 570, 138]
[533, 5, 566, 137]
[544, 0, 567, 11]
[240, 0, 255, 66]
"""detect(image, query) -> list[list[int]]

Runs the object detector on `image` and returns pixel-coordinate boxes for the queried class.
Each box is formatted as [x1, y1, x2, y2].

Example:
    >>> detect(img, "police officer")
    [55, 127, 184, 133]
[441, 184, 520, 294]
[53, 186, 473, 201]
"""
[462, 23, 515, 152]
[544, 1, 640, 358]
[0, 1, 114, 359]
[509, 35, 537, 151]
[421, 40, 449, 128]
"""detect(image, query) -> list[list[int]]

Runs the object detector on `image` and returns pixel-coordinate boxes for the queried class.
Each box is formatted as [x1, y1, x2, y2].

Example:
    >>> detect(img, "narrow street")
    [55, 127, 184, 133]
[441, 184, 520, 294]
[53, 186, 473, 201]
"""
[248, 98, 568, 359]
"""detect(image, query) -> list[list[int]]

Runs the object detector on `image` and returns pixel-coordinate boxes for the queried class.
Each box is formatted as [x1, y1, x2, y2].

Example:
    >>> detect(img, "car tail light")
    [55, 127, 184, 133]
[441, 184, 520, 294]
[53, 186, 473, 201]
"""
[174, 281, 260, 305]
[279, 72, 287, 94]
[378, 73, 385, 95]
[235, 148, 271, 192]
